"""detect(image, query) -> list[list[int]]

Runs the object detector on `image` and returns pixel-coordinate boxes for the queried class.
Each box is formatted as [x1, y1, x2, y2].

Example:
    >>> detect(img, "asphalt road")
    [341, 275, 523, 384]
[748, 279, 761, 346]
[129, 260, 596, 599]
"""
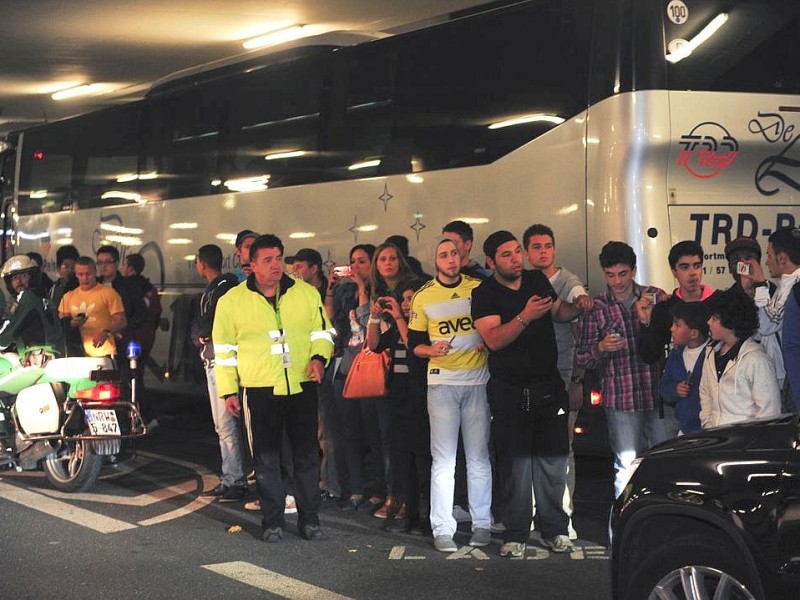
[0, 394, 615, 600]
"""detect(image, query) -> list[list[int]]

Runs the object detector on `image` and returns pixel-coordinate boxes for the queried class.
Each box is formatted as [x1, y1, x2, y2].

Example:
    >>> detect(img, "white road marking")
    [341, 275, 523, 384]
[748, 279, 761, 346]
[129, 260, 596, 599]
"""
[0, 449, 218, 531]
[203, 561, 355, 600]
[388, 542, 609, 561]
[0, 481, 136, 533]
[137, 449, 217, 476]
[527, 546, 551, 560]
[446, 547, 490, 560]
[38, 473, 199, 507]
[582, 545, 610, 559]
[137, 495, 215, 526]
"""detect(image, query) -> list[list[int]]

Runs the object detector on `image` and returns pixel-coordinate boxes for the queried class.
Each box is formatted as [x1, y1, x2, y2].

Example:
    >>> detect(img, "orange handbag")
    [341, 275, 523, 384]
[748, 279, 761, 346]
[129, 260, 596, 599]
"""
[342, 345, 391, 399]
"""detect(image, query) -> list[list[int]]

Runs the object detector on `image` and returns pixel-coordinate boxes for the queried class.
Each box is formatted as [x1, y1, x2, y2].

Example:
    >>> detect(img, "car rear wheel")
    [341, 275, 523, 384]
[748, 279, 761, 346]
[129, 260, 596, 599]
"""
[623, 533, 761, 600]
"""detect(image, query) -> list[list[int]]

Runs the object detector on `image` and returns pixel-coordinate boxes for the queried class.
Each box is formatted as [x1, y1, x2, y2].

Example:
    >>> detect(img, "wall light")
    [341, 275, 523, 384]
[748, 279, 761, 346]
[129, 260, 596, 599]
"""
[116, 171, 158, 183]
[348, 159, 381, 171]
[104, 235, 142, 246]
[223, 175, 269, 193]
[216, 233, 237, 244]
[243, 25, 312, 50]
[265, 150, 307, 161]
[100, 223, 144, 235]
[488, 114, 565, 130]
[52, 83, 114, 101]
[666, 13, 729, 64]
[100, 190, 143, 203]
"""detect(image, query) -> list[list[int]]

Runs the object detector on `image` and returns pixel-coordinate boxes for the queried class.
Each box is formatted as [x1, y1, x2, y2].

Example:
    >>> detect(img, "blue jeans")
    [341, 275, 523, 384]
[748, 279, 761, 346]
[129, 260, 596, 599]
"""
[606, 405, 680, 497]
[427, 384, 492, 537]
[205, 364, 246, 488]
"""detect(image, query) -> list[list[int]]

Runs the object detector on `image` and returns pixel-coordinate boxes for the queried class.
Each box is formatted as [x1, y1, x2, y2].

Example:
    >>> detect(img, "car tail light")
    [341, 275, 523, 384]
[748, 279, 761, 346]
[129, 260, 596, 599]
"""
[76, 383, 121, 403]
[590, 390, 602, 405]
[574, 426, 585, 435]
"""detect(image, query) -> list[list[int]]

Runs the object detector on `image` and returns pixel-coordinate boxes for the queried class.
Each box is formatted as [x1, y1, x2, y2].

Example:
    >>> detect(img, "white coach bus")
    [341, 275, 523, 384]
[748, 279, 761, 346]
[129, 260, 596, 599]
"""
[1, 0, 798, 391]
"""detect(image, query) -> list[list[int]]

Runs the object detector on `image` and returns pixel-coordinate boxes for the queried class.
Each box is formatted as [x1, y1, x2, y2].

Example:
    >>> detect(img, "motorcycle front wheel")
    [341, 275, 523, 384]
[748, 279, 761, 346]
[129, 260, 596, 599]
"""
[43, 438, 103, 492]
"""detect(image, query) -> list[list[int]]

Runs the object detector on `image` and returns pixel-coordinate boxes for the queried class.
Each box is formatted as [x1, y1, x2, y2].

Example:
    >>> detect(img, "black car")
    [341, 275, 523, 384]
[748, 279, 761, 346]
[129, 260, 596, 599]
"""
[610, 415, 800, 600]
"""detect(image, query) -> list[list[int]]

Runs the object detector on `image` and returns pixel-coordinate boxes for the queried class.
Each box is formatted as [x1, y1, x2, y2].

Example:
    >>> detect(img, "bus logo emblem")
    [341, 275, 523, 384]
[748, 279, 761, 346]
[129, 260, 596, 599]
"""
[677, 121, 739, 179]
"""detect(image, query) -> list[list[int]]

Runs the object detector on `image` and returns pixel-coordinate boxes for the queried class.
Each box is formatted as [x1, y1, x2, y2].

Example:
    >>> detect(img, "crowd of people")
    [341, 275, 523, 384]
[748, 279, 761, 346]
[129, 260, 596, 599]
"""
[193, 222, 800, 556]
[1, 221, 797, 556]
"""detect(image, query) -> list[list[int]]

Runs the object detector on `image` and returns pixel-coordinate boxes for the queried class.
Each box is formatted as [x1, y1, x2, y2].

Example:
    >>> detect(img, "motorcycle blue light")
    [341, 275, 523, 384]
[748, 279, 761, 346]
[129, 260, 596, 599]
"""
[126, 340, 142, 360]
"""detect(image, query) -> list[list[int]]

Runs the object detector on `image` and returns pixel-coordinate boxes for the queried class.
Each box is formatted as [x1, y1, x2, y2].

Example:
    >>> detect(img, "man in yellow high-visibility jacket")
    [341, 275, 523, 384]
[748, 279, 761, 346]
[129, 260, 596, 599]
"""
[214, 234, 334, 543]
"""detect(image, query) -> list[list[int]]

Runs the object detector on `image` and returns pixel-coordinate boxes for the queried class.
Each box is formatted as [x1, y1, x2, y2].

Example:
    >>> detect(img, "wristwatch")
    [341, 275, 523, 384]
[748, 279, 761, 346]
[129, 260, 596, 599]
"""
[570, 375, 583, 385]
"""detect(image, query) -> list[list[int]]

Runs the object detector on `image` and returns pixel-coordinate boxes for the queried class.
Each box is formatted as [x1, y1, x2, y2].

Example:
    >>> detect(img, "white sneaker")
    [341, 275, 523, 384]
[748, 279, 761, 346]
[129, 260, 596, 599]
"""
[541, 534, 573, 553]
[434, 535, 458, 552]
[285, 495, 297, 514]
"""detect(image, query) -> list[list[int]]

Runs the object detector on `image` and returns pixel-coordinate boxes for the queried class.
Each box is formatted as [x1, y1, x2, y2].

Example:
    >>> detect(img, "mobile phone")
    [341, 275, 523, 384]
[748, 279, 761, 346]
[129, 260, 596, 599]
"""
[77, 313, 86, 319]
[609, 332, 621, 340]
[736, 261, 750, 276]
[378, 299, 390, 309]
[332, 265, 352, 278]
[645, 292, 657, 304]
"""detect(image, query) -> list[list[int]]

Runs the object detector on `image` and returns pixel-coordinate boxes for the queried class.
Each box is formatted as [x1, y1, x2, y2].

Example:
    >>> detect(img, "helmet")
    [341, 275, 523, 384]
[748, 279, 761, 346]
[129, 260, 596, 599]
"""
[2, 255, 38, 295]
[1, 255, 36, 278]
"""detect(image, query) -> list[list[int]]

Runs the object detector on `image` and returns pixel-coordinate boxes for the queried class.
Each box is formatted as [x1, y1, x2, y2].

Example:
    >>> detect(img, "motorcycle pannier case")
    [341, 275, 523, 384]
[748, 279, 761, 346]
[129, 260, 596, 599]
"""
[15, 382, 60, 434]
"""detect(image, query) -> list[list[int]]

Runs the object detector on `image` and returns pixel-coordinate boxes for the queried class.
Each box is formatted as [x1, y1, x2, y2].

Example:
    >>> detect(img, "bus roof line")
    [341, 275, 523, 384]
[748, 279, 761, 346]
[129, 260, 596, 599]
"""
[146, 32, 384, 97]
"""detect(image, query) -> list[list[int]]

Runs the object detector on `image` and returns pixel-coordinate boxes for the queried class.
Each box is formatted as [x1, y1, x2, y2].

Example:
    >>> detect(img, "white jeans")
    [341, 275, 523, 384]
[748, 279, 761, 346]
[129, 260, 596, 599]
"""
[427, 384, 492, 537]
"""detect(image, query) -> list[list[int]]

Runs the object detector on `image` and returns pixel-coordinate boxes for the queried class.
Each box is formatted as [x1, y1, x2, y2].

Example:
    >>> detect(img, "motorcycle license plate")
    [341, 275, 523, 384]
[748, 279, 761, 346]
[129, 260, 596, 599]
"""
[85, 409, 120, 435]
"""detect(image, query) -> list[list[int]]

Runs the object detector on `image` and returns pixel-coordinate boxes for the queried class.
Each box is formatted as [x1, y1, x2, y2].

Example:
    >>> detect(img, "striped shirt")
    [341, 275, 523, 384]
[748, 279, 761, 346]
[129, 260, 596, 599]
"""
[575, 283, 667, 412]
[408, 275, 488, 386]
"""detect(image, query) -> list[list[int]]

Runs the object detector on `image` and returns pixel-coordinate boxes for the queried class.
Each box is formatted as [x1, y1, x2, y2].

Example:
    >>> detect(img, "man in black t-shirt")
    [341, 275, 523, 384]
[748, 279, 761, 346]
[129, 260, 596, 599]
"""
[472, 231, 592, 558]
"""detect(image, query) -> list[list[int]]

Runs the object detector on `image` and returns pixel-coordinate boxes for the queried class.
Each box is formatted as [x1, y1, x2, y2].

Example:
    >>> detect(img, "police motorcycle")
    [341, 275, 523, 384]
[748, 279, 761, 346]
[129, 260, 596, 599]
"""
[0, 256, 148, 492]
